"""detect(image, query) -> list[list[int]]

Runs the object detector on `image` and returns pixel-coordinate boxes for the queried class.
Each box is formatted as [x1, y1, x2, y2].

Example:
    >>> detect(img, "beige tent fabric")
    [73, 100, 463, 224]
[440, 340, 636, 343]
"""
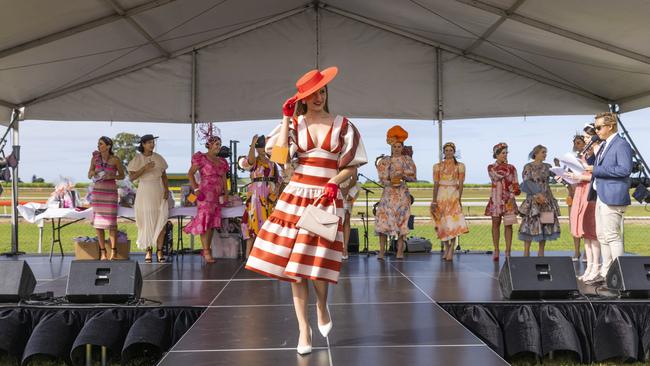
[1, 0, 649, 123]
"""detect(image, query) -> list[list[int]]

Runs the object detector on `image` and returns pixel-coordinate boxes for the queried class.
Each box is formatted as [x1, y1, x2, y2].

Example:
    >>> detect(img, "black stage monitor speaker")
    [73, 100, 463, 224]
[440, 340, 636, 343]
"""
[499, 257, 578, 300]
[66, 260, 142, 303]
[606, 256, 650, 297]
[0, 261, 36, 302]
[348, 228, 359, 253]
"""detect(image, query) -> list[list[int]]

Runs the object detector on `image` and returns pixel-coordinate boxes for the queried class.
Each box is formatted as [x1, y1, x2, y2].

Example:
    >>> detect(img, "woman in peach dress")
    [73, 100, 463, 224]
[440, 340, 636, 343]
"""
[431, 142, 469, 261]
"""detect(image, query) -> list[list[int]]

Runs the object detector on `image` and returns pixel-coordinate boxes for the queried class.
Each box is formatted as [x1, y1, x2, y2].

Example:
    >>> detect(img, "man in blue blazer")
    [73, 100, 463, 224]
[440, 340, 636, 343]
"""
[586, 112, 633, 284]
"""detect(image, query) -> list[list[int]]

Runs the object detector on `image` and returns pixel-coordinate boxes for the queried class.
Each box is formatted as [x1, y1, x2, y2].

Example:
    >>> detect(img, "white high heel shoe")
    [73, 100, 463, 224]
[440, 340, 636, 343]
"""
[297, 327, 312, 355]
[318, 307, 333, 337]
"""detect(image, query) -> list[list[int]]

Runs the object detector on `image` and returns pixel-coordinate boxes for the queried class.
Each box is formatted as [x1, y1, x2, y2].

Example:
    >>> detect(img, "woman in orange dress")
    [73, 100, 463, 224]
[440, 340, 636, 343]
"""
[245, 67, 367, 355]
[430, 142, 469, 261]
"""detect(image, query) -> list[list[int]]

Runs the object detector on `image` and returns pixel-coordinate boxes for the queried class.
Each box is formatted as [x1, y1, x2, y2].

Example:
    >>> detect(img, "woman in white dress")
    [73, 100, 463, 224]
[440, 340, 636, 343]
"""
[127, 134, 170, 263]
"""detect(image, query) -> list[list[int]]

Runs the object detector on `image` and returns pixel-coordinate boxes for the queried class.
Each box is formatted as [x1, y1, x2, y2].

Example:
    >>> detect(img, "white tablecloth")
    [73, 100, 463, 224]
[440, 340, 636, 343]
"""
[18, 202, 245, 254]
[18, 203, 245, 224]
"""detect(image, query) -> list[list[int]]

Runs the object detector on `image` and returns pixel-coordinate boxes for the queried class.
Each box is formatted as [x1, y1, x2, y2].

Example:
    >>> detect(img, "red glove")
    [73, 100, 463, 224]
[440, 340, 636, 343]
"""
[282, 96, 297, 117]
[322, 182, 339, 202]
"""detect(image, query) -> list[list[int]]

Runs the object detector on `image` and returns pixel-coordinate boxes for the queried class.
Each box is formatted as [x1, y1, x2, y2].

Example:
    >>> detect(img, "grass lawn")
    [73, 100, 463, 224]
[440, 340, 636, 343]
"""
[3, 219, 648, 256]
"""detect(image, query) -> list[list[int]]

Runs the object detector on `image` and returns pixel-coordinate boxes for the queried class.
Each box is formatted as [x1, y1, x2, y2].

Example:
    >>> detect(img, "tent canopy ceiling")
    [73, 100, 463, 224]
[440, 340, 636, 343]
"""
[1, 0, 649, 124]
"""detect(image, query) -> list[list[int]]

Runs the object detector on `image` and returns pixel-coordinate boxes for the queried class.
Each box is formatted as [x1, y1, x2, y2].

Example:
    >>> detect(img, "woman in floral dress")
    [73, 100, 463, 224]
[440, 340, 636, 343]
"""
[485, 142, 520, 260]
[431, 142, 469, 261]
[375, 125, 417, 260]
[245, 67, 367, 355]
[518, 145, 561, 256]
[239, 134, 281, 258]
[184, 128, 229, 263]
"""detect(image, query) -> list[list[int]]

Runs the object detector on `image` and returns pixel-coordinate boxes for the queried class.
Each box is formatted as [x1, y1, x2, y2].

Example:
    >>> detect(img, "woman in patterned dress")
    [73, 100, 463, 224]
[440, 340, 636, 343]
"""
[239, 134, 282, 258]
[518, 145, 561, 256]
[87, 136, 125, 260]
[375, 125, 417, 260]
[485, 142, 520, 260]
[245, 67, 367, 355]
[431, 142, 469, 261]
[184, 129, 229, 263]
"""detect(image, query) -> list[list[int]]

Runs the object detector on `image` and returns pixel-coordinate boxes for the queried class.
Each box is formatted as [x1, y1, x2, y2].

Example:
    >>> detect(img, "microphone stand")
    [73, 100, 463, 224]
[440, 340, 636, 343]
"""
[357, 173, 383, 257]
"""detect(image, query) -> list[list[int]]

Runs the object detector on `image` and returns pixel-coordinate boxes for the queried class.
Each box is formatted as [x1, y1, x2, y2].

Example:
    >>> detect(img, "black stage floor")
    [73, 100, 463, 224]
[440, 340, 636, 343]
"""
[2, 252, 639, 365]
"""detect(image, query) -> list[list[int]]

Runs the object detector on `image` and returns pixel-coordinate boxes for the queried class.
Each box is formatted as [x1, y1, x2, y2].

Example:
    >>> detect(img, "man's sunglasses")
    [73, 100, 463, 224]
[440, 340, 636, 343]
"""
[594, 124, 610, 131]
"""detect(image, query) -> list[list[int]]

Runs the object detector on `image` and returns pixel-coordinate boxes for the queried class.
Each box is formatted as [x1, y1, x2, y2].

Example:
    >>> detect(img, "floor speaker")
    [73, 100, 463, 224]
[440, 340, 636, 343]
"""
[0, 261, 36, 302]
[606, 256, 650, 297]
[66, 260, 142, 303]
[348, 228, 359, 253]
[498, 257, 578, 299]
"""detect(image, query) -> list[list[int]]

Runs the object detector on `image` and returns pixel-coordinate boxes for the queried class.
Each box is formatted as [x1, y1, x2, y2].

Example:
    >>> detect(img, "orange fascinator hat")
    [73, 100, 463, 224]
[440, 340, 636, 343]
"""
[293, 67, 338, 101]
[386, 125, 408, 144]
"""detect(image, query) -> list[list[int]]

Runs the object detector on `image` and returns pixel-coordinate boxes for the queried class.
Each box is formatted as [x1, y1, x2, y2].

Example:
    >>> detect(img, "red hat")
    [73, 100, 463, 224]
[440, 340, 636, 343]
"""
[293, 67, 338, 101]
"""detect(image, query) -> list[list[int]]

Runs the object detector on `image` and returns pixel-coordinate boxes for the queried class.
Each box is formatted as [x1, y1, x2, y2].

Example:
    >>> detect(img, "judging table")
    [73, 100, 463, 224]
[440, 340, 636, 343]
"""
[18, 203, 245, 260]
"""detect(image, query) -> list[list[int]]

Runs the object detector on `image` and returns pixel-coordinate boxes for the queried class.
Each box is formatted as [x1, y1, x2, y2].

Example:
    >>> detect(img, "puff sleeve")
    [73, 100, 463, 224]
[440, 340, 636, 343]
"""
[338, 120, 368, 169]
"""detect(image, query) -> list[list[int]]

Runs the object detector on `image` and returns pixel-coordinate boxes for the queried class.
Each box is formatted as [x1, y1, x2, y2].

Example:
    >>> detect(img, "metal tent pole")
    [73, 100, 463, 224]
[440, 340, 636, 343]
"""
[436, 48, 443, 163]
[189, 50, 197, 252]
[1, 108, 24, 256]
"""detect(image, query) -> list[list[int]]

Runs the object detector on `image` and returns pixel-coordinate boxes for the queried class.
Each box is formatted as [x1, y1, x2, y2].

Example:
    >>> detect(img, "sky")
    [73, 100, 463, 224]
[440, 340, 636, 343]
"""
[10, 108, 650, 185]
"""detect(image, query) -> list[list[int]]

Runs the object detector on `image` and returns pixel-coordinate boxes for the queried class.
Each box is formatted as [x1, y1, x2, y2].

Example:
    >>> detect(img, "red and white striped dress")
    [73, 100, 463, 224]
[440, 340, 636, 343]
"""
[245, 115, 367, 283]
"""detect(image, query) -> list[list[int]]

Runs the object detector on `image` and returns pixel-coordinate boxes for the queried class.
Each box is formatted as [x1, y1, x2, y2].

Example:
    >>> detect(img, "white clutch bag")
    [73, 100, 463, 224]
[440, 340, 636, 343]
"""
[296, 204, 340, 242]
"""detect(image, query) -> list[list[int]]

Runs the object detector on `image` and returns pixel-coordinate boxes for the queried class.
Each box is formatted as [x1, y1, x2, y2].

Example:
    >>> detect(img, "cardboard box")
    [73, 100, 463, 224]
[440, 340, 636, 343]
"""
[74, 239, 131, 260]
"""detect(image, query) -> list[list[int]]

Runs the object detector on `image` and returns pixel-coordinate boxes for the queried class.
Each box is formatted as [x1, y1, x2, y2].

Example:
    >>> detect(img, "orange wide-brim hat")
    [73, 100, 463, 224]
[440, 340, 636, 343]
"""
[293, 66, 338, 101]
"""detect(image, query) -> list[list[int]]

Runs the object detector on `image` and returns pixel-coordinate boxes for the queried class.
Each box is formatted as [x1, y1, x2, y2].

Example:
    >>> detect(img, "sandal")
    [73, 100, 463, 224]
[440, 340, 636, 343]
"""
[109, 246, 118, 261]
[156, 249, 166, 263]
[99, 248, 107, 261]
[202, 249, 216, 264]
[145, 246, 153, 263]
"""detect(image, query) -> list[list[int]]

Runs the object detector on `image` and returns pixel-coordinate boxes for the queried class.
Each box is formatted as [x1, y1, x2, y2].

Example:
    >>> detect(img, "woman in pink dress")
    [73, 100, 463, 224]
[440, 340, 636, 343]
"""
[184, 127, 229, 263]
[568, 125, 601, 282]
[485, 143, 520, 260]
[87, 136, 125, 260]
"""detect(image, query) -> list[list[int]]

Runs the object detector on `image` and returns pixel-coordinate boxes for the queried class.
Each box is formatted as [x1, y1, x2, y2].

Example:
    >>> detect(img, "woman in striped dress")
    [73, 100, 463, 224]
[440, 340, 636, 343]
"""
[245, 67, 367, 355]
[87, 136, 125, 260]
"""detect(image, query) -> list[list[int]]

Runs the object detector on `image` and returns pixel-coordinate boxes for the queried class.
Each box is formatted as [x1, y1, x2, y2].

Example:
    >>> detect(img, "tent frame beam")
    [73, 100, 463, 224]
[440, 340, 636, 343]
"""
[0, 99, 17, 109]
[454, 0, 650, 66]
[322, 4, 608, 104]
[462, 0, 526, 55]
[22, 5, 312, 108]
[103, 0, 171, 58]
[0, 0, 176, 60]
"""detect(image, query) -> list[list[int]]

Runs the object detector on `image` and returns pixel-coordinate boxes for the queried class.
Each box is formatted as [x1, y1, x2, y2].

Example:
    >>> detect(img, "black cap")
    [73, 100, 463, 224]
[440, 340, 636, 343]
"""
[139, 134, 158, 143]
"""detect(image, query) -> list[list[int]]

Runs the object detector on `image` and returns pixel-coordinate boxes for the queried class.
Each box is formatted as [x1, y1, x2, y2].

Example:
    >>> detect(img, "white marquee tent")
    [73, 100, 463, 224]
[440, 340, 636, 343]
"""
[2, 0, 650, 253]
[2, 0, 650, 125]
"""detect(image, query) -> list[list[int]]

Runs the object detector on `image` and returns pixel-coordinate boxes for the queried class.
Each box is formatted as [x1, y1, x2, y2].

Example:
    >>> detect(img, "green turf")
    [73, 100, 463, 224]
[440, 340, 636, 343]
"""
[3, 219, 648, 256]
